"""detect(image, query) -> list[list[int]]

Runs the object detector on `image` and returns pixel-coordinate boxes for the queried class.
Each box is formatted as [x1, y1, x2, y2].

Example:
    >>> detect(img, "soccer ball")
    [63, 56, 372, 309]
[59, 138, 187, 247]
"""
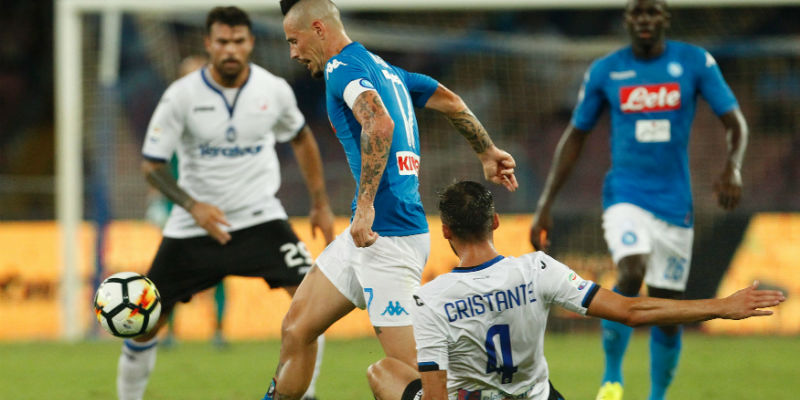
[93, 272, 162, 338]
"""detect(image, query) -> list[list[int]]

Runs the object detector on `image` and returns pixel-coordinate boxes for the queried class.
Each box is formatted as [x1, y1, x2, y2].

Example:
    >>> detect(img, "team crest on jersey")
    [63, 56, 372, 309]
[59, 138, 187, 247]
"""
[620, 83, 681, 113]
[667, 62, 684, 78]
[396, 151, 420, 176]
[226, 126, 237, 142]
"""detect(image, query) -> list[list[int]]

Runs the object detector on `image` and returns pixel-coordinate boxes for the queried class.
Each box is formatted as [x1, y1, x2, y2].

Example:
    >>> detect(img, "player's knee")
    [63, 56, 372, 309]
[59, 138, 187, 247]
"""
[616, 255, 646, 295]
[280, 315, 315, 349]
[366, 361, 384, 392]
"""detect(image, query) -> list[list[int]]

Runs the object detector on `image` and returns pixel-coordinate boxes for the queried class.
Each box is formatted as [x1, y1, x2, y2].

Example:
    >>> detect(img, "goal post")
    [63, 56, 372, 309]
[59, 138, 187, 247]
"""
[55, 0, 800, 340]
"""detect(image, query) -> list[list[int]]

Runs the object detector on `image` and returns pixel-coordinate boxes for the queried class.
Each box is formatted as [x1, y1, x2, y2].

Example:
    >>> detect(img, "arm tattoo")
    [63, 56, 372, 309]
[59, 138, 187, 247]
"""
[145, 165, 195, 210]
[354, 92, 392, 203]
[448, 109, 493, 153]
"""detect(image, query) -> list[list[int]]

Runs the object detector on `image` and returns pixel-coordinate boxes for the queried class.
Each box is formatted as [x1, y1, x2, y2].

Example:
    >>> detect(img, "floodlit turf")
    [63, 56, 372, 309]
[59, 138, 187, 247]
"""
[1, 332, 798, 399]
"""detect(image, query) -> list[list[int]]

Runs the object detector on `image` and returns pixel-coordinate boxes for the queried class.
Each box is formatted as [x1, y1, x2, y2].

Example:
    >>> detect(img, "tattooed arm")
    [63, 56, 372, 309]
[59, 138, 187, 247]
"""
[424, 84, 518, 191]
[350, 90, 395, 247]
[141, 160, 231, 244]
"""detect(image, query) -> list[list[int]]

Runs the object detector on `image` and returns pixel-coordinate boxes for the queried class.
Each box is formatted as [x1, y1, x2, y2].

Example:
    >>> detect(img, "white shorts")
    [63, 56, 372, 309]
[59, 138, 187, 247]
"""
[316, 226, 430, 327]
[602, 203, 694, 291]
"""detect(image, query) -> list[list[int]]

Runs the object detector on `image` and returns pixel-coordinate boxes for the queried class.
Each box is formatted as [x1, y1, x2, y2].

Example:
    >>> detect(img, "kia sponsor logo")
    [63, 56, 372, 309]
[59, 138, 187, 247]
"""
[620, 83, 680, 113]
[396, 151, 420, 176]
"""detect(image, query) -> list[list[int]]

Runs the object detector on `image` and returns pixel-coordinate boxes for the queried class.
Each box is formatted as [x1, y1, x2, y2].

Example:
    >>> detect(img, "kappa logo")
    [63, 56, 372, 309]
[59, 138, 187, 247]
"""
[326, 59, 347, 74]
[396, 151, 420, 176]
[620, 83, 681, 113]
[381, 301, 409, 316]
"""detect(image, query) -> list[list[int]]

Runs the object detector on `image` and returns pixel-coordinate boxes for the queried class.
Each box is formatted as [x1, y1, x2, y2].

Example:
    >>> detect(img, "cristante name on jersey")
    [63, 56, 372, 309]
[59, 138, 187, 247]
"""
[199, 144, 263, 158]
[620, 83, 681, 113]
[443, 282, 537, 322]
[396, 151, 420, 176]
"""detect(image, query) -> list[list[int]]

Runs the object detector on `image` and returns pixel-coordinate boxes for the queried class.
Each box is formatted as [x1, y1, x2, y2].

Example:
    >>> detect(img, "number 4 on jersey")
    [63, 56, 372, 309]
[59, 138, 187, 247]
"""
[484, 324, 518, 384]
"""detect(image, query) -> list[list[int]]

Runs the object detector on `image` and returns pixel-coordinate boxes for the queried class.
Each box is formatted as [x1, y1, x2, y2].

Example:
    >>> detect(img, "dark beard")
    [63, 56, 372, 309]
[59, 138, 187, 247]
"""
[217, 61, 244, 85]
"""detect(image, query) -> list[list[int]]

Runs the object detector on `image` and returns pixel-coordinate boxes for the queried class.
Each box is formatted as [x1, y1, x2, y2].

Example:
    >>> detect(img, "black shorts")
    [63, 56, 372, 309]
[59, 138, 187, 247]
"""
[147, 219, 311, 310]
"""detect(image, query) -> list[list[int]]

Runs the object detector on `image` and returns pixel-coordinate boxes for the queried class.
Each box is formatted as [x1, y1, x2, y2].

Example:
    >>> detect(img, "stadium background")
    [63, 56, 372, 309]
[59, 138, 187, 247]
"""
[1, 1, 798, 341]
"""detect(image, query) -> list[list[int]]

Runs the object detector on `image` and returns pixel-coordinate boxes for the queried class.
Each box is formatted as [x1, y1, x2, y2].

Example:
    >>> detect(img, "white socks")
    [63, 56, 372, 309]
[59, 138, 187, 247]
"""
[115, 334, 323, 399]
[303, 334, 325, 399]
[117, 338, 158, 400]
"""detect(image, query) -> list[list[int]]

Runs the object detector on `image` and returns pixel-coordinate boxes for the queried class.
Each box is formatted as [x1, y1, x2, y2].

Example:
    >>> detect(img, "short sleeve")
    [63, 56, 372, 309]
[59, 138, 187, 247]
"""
[272, 78, 306, 143]
[535, 252, 599, 315]
[695, 48, 739, 116]
[142, 83, 184, 162]
[571, 60, 607, 131]
[395, 66, 439, 108]
[412, 294, 450, 372]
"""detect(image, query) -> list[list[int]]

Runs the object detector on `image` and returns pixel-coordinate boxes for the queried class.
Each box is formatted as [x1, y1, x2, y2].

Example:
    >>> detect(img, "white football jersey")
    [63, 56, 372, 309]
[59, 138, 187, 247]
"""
[413, 252, 599, 400]
[142, 64, 305, 238]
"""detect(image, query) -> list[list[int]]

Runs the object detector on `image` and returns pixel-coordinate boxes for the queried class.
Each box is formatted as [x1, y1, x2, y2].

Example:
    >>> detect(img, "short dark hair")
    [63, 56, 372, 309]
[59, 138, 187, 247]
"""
[279, 0, 302, 16]
[206, 6, 252, 34]
[438, 181, 495, 242]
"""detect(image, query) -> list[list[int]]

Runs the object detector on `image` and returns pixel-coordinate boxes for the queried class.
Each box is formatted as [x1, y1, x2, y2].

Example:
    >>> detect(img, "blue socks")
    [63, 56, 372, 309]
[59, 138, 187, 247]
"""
[648, 326, 682, 400]
[601, 316, 633, 384]
[601, 287, 635, 384]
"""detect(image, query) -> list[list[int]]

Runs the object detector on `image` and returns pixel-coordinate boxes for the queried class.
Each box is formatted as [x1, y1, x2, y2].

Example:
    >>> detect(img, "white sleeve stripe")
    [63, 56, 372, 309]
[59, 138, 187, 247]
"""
[343, 79, 375, 109]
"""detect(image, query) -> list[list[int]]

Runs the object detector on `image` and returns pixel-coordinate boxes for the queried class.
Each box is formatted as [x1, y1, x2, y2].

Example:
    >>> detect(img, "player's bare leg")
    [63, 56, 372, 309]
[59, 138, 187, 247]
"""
[646, 286, 684, 400]
[117, 309, 172, 400]
[282, 285, 326, 400]
[367, 357, 421, 400]
[374, 325, 417, 368]
[597, 254, 647, 400]
[266, 266, 354, 400]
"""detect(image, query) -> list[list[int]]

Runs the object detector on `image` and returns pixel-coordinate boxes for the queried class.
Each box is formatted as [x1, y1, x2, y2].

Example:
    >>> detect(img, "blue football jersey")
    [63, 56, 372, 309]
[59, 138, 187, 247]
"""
[572, 40, 738, 227]
[325, 42, 439, 236]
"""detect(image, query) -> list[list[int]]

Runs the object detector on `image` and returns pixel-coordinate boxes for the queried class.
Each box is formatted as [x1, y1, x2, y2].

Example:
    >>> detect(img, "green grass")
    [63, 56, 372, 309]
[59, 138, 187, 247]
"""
[2, 332, 798, 399]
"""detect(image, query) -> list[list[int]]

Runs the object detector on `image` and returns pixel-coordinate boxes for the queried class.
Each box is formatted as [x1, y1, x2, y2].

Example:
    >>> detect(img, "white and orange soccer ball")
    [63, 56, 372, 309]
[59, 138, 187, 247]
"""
[93, 272, 161, 338]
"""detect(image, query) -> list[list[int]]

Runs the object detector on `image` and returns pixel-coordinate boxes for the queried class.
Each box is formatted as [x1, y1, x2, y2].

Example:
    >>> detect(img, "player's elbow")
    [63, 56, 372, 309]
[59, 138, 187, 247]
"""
[374, 114, 395, 138]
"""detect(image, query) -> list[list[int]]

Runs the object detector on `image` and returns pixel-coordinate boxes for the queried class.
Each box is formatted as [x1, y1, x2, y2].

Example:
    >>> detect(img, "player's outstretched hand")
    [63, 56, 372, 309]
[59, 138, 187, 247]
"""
[189, 202, 232, 245]
[713, 166, 742, 211]
[310, 203, 335, 245]
[720, 281, 785, 320]
[478, 145, 518, 192]
[351, 204, 378, 247]
[530, 209, 552, 251]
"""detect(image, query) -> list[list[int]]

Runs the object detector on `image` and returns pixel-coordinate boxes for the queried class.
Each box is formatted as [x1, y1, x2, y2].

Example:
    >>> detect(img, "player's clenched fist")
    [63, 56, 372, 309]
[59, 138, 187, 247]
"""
[351, 204, 378, 247]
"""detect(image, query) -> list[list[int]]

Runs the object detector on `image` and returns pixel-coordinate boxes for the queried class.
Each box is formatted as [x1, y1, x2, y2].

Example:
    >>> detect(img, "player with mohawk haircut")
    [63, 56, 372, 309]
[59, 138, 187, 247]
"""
[263, 0, 518, 399]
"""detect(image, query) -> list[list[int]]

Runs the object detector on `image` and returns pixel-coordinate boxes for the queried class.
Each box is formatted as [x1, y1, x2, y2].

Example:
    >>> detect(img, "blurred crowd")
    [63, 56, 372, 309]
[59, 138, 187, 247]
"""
[2, 3, 799, 220]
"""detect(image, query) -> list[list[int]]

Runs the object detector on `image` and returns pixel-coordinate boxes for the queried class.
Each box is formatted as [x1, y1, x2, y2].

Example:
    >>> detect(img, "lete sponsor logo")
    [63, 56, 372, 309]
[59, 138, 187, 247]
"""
[396, 151, 420, 176]
[620, 83, 681, 113]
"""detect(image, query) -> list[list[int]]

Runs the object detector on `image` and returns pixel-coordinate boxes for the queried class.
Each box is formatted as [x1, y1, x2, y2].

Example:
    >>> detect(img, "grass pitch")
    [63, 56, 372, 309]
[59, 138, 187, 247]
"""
[2, 332, 798, 399]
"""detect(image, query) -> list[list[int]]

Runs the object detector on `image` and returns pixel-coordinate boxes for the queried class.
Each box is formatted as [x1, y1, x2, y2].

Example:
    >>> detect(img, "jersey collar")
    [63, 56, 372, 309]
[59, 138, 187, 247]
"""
[200, 65, 252, 119]
[451, 255, 505, 273]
